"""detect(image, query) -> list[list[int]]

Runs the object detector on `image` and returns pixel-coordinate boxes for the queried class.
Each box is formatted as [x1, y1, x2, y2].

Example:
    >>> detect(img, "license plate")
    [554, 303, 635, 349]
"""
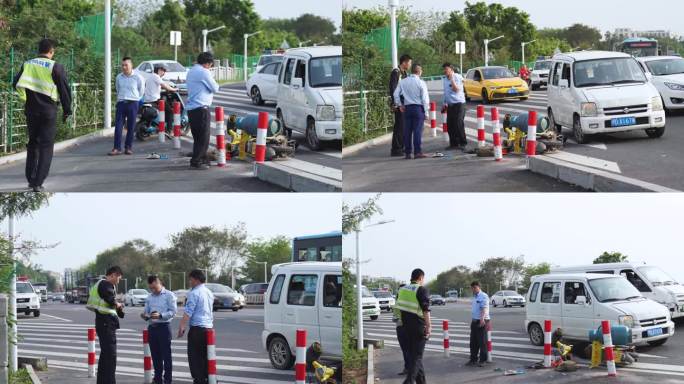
[508, 88, 517, 94]
[363, 310, 375, 315]
[224, 299, 230, 306]
[647, 328, 663, 337]
[611, 117, 636, 127]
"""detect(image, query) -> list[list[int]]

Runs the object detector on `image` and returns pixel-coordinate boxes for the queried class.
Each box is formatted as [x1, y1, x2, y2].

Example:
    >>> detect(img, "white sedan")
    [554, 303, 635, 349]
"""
[124, 289, 149, 307]
[638, 56, 684, 112]
[245, 61, 282, 105]
[137, 60, 188, 94]
[491, 290, 526, 307]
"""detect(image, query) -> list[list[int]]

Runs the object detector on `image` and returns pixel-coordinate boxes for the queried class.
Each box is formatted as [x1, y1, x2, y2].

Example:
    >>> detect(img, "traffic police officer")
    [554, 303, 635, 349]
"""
[86, 266, 124, 384]
[395, 269, 431, 384]
[13, 38, 72, 192]
[393, 283, 410, 375]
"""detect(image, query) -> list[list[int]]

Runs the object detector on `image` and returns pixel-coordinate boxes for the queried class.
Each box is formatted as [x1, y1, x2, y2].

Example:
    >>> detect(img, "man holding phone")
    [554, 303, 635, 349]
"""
[177, 270, 214, 384]
[142, 275, 178, 384]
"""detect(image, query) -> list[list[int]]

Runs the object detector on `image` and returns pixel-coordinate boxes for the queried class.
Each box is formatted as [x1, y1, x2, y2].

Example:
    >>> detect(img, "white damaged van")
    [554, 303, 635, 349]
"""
[525, 273, 674, 347]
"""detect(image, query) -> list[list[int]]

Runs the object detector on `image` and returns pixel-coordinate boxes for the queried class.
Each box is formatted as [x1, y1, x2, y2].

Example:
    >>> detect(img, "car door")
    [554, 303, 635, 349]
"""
[558, 63, 574, 127]
[472, 70, 484, 98]
[262, 62, 281, 101]
[278, 57, 296, 126]
[538, 281, 563, 330]
[319, 274, 342, 356]
[548, 62, 563, 124]
[290, 58, 308, 129]
[561, 281, 595, 339]
[284, 273, 320, 351]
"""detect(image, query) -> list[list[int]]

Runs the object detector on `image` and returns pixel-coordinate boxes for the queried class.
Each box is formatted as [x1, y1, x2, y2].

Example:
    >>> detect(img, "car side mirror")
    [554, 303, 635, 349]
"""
[575, 295, 587, 305]
[292, 77, 303, 88]
[559, 79, 569, 89]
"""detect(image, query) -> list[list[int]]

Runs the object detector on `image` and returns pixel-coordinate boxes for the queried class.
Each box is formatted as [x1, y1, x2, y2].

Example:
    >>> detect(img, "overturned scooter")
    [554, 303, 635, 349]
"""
[502, 112, 565, 155]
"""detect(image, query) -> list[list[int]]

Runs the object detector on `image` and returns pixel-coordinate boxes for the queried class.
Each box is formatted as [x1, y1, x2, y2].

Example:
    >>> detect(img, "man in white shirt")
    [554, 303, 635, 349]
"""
[143, 64, 178, 104]
[393, 63, 430, 159]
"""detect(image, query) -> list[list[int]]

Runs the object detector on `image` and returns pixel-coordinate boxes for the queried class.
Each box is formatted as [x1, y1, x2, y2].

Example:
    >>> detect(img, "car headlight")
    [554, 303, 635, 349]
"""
[651, 96, 664, 111]
[580, 102, 598, 117]
[619, 315, 635, 328]
[317, 105, 336, 121]
[664, 82, 684, 91]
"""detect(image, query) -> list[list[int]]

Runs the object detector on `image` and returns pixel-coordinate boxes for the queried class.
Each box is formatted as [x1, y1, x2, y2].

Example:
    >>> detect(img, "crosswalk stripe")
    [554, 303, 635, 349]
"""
[19, 336, 254, 354]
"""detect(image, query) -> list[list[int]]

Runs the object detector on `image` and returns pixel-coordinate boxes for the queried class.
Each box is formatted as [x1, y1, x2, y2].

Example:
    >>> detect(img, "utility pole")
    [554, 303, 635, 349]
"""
[355, 230, 363, 350]
[243, 31, 262, 81]
[484, 35, 504, 67]
[522, 39, 536, 65]
[389, 0, 399, 68]
[8, 215, 16, 371]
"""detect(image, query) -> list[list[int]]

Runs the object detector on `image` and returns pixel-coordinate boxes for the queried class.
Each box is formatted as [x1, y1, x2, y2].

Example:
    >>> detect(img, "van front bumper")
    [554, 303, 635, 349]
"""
[316, 119, 342, 141]
[17, 303, 39, 311]
[631, 320, 675, 344]
[580, 111, 666, 134]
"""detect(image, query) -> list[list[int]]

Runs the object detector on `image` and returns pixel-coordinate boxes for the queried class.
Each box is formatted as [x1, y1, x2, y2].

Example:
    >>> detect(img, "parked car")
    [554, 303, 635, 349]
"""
[445, 290, 460, 303]
[255, 53, 284, 75]
[276, 46, 342, 150]
[491, 290, 526, 307]
[243, 283, 269, 305]
[547, 51, 666, 144]
[137, 60, 189, 94]
[263, 262, 341, 370]
[464, 66, 530, 103]
[16, 281, 40, 317]
[526, 273, 674, 347]
[246, 61, 282, 105]
[205, 283, 245, 312]
[173, 289, 188, 306]
[124, 289, 149, 307]
[372, 290, 395, 312]
[52, 292, 65, 302]
[430, 294, 446, 306]
[530, 59, 552, 90]
[637, 56, 684, 113]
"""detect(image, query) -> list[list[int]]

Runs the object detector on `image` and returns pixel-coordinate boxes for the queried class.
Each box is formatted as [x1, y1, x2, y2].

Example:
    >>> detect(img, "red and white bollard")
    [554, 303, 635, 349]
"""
[214, 107, 226, 167]
[442, 320, 450, 357]
[526, 110, 537, 157]
[486, 321, 493, 363]
[295, 329, 306, 384]
[543, 320, 552, 368]
[207, 329, 217, 384]
[430, 102, 437, 137]
[602, 320, 617, 377]
[172, 101, 181, 150]
[157, 99, 166, 143]
[87, 328, 96, 378]
[477, 105, 486, 148]
[254, 112, 268, 173]
[491, 107, 502, 161]
[441, 108, 449, 144]
[143, 329, 152, 383]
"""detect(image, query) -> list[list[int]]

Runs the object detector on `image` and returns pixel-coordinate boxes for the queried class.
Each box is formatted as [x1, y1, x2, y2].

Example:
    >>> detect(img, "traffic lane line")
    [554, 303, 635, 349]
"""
[365, 331, 539, 350]
[19, 336, 256, 354]
[365, 322, 525, 337]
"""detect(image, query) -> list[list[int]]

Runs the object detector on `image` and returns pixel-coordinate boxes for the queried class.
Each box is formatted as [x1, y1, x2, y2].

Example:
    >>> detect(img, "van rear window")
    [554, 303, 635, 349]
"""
[269, 274, 285, 304]
[323, 275, 342, 308]
[529, 282, 539, 302]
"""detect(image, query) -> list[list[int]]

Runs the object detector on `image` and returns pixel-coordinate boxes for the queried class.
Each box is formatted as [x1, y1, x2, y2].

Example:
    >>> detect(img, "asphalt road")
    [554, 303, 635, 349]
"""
[368, 301, 684, 383]
[18, 301, 291, 384]
[343, 86, 684, 192]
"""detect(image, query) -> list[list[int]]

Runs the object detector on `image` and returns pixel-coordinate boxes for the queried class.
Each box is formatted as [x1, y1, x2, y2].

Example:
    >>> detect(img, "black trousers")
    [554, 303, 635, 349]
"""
[188, 107, 210, 166]
[96, 316, 118, 384]
[396, 325, 409, 371]
[188, 326, 209, 384]
[446, 103, 467, 147]
[25, 112, 57, 187]
[391, 109, 404, 155]
[402, 324, 426, 384]
[149, 323, 173, 384]
[470, 319, 489, 363]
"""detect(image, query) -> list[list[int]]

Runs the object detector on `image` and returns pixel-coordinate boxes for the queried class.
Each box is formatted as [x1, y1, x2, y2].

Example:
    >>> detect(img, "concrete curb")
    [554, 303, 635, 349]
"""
[367, 344, 375, 384]
[24, 364, 42, 384]
[255, 160, 342, 192]
[0, 127, 114, 166]
[342, 132, 393, 158]
[528, 155, 681, 192]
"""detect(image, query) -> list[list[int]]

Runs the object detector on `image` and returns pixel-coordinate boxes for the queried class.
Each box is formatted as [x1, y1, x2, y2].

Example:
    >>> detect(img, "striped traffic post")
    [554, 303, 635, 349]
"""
[441, 108, 449, 143]
[543, 320, 552, 368]
[143, 329, 152, 383]
[214, 107, 226, 167]
[255, 111, 268, 166]
[430, 102, 437, 137]
[443, 320, 450, 357]
[172, 101, 181, 149]
[602, 321, 617, 377]
[295, 329, 306, 384]
[486, 321, 493, 363]
[491, 107, 502, 161]
[526, 110, 537, 157]
[477, 105, 486, 148]
[207, 329, 217, 384]
[157, 99, 166, 143]
[87, 328, 96, 378]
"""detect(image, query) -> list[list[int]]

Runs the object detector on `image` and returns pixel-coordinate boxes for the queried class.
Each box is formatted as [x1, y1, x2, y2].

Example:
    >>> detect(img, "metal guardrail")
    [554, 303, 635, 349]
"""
[244, 293, 264, 305]
[344, 90, 393, 139]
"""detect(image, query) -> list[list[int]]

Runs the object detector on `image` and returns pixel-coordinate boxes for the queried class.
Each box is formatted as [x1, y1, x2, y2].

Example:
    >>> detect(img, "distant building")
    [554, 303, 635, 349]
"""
[614, 28, 680, 41]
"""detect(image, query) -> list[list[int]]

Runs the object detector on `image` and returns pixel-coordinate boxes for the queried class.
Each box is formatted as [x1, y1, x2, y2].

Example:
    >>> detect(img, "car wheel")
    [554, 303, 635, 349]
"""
[306, 118, 322, 151]
[481, 89, 490, 104]
[491, 300, 497, 308]
[647, 338, 668, 347]
[135, 120, 148, 141]
[277, 110, 292, 139]
[548, 108, 562, 134]
[33, 310, 40, 317]
[573, 115, 587, 144]
[503, 300, 508, 308]
[232, 308, 239, 312]
[24, 310, 30, 316]
[251, 86, 264, 106]
[645, 126, 665, 138]
[269, 336, 294, 370]
[370, 315, 378, 321]
[528, 323, 544, 346]
[531, 83, 539, 91]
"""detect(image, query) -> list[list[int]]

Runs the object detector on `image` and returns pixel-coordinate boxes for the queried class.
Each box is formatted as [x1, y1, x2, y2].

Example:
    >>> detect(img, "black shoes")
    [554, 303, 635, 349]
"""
[190, 163, 210, 170]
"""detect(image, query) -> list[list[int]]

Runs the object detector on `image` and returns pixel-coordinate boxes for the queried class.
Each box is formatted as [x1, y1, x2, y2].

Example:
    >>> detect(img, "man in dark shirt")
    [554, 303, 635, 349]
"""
[94, 266, 124, 384]
[389, 54, 412, 157]
[12, 38, 72, 192]
[399, 268, 431, 384]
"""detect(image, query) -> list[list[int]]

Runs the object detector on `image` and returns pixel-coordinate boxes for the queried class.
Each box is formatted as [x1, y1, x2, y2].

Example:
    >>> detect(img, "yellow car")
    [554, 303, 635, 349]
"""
[464, 66, 529, 103]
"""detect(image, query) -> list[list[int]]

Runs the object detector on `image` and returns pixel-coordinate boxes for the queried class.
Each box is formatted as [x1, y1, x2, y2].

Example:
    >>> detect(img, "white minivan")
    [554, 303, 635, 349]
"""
[552, 263, 684, 320]
[263, 262, 341, 370]
[525, 273, 674, 347]
[547, 51, 666, 144]
[276, 46, 342, 150]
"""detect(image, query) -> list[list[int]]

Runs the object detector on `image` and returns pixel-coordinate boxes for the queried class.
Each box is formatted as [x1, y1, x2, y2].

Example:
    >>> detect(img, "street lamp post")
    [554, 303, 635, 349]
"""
[389, 0, 399, 68]
[484, 35, 504, 67]
[298, 40, 311, 48]
[521, 39, 537, 65]
[202, 25, 226, 53]
[258, 261, 268, 283]
[243, 31, 262, 81]
[7, 215, 16, 371]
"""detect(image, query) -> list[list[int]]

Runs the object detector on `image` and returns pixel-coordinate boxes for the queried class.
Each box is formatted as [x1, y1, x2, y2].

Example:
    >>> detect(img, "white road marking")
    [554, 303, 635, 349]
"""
[544, 151, 621, 173]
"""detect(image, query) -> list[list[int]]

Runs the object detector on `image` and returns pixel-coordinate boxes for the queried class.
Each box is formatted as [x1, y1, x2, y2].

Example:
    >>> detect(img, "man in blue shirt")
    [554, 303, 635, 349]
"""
[177, 269, 214, 384]
[442, 63, 468, 151]
[467, 281, 490, 367]
[142, 275, 177, 384]
[393, 63, 430, 160]
[110, 57, 145, 156]
[186, 52, 220, 170]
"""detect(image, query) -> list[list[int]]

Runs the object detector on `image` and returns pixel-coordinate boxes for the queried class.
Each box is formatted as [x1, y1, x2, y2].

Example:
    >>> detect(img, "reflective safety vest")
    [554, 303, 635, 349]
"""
[392, 298, 403, 326]
[395, 283, 424, 318]
[15, 57, 59, 102]
[86, 280, 118, 316]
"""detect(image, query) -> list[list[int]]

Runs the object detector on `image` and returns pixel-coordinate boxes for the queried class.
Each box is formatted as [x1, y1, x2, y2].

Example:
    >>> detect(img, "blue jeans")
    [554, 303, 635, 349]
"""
[149, 323, 172, 384]
[114, 100, 138, 150]
[403, 104, 425, 155]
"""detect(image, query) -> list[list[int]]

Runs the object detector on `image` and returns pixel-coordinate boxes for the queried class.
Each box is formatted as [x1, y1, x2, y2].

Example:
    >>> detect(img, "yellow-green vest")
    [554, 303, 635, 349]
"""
[86, 280, 117, 316]
[392, 299, 403, 326]
[16, 57, 59, 102]
[395, 283, 423, 318]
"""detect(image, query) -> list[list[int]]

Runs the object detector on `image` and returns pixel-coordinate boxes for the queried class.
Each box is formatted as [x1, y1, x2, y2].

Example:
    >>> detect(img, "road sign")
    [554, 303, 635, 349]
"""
[170, 31, 182, 46]
[455, 41, 466, 54]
